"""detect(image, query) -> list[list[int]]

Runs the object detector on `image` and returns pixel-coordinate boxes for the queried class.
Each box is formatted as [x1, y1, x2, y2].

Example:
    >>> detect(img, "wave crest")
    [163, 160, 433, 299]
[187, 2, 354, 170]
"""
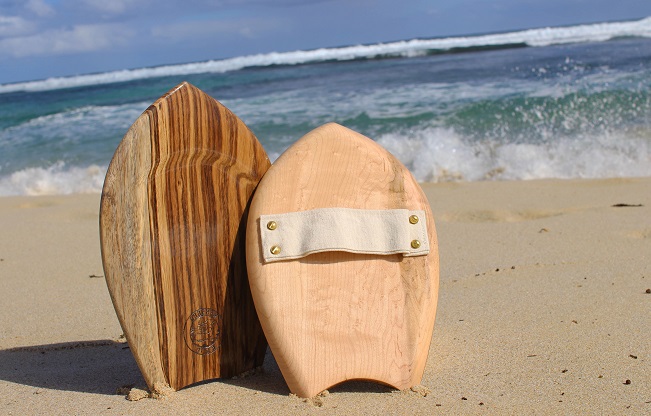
[0, 163, 106, 196]
[2, 17, 650, 94]
[1, 127, 649, 196]
[377, 127, 651, 182]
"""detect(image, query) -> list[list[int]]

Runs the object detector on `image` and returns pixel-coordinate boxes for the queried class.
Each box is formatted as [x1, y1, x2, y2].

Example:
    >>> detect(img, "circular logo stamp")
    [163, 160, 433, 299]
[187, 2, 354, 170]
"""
[183, 308, 221, 355]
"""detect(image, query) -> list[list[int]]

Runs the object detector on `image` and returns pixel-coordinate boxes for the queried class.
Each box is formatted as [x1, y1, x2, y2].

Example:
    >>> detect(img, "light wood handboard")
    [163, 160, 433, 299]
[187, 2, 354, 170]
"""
[100, 82, 269, 391]
[246, 123, 439, 398]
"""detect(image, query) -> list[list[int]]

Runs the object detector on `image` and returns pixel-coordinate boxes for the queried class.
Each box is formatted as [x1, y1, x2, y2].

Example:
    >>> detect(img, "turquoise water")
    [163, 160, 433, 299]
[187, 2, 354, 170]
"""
[1, 19, 650, 195]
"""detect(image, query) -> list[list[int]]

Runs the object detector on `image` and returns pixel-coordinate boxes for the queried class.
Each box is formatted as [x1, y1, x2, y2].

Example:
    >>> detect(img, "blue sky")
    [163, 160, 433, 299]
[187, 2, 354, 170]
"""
[1, 0, 650, 84]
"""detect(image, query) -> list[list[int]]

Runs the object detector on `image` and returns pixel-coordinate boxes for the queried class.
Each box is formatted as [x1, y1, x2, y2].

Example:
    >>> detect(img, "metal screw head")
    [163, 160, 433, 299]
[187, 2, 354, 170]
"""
[409, 215, 419, 224]
[411, 240, 421, 249]
[270, 245, 281, 255]
[267, 221, 277, 230]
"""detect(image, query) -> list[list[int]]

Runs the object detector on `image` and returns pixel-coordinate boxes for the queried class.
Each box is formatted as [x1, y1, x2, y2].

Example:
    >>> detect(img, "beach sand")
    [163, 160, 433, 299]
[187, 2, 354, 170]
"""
[1, 178, 649, 414]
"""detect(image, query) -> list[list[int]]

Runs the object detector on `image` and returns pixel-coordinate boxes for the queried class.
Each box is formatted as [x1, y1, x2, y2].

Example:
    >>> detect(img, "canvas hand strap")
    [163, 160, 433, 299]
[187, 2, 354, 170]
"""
[259, 208, 429, 263]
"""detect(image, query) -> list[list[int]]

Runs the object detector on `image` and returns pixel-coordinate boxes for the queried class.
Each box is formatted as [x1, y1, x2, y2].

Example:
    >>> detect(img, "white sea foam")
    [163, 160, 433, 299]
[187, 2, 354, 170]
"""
[2, 17, 650, 94]
[227, 79, 537, 129]
[0, 162, 106, 196]
[377, 127, 651, 182]
[1, 128, 648, 196]
[0, 102, 147, 147]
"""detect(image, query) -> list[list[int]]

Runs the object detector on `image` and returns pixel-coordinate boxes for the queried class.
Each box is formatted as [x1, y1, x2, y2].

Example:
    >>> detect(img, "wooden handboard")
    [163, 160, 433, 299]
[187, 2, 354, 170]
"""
[100, 82, 269, 391]
[246, 123, 439, 397]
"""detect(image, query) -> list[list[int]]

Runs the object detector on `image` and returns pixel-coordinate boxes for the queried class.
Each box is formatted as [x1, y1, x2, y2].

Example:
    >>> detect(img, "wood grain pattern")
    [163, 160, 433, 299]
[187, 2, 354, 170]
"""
[246, 123, 439, 398]
[100, 115, 167, 391]
[101, 82, 269, 391]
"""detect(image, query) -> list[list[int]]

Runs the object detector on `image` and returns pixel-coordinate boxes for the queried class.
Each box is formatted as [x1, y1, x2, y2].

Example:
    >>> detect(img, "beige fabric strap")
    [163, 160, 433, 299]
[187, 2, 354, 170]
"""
[259, 208, 429, 263]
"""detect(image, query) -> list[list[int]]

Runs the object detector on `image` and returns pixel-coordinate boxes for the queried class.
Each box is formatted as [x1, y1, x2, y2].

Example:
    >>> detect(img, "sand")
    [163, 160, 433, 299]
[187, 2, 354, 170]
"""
[0, 177, 649, 415]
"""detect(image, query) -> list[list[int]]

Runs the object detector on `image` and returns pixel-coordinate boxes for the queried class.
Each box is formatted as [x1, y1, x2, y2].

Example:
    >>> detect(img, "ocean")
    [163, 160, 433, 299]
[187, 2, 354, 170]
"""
[1, 18, 650, 196]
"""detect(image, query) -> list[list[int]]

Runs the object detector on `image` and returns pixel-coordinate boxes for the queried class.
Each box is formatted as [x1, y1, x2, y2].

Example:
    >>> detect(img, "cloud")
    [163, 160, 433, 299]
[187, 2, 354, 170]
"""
[25, 0, 55, 17]
[75, 0, 154, 15]
[0, 15, 36, 37]
[150, 17, 281, 40]
[0, 23, 134, 57]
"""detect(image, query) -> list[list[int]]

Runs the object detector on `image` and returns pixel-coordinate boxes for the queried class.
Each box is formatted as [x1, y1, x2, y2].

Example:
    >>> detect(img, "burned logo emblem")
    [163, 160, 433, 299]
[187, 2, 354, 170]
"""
[184, 308, 220, 355]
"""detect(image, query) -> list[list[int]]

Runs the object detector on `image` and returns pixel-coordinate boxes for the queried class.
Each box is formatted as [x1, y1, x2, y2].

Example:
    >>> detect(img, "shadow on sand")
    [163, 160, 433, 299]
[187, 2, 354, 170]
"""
[0, 341, 294, 396]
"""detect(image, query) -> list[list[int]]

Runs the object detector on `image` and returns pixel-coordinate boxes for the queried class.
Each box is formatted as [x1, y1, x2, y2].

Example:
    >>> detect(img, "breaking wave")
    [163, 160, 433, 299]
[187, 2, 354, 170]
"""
[1, 17, 650, 94]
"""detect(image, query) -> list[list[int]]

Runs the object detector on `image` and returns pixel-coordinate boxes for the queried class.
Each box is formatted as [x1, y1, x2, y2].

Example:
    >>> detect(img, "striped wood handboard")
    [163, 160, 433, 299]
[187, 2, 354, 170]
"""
[100, 82, 269, 391]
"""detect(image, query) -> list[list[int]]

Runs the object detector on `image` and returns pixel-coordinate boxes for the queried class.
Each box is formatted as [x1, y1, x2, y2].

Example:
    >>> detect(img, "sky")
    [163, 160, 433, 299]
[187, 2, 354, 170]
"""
[1, 0, 650, 84]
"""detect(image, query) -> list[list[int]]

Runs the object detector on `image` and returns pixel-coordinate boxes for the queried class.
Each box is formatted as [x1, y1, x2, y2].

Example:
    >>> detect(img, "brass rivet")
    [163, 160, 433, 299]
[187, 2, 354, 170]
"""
[270, 245, 281, 255]
[411, 240, 421, 249]
[409, 215, 419, 224]
[267, 221, 277, 230]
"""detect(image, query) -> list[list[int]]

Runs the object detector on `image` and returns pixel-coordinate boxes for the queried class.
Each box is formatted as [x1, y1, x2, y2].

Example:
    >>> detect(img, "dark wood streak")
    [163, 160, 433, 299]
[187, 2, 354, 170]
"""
[146, 82, 270, 390]
[146, 103, 170, 377]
